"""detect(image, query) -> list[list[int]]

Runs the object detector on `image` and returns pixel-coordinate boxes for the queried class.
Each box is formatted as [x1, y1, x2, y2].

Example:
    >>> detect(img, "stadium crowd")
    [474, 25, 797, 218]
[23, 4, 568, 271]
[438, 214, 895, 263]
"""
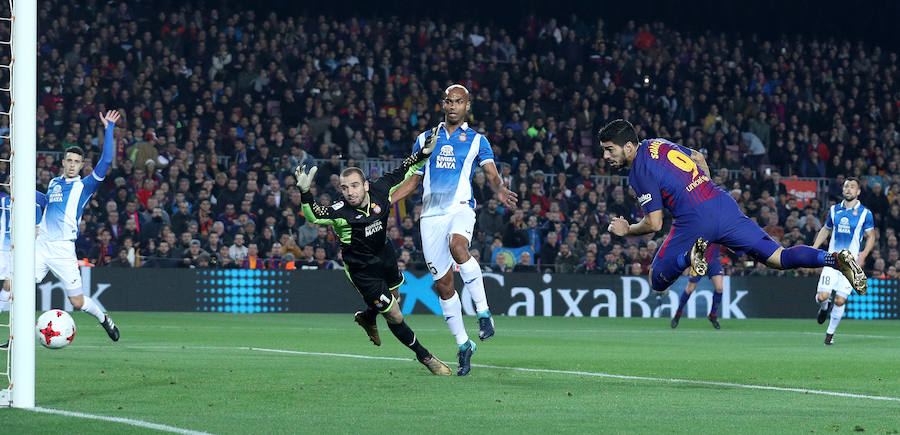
[14, 1, 900, 278]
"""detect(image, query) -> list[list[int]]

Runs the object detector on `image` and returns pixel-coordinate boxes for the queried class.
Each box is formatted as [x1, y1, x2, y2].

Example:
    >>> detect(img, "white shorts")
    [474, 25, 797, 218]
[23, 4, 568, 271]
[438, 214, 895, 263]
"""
[421, 208, 476, 279]
[35, 239, 84, 297]
[817, 266, 852, 298]
[0, 250, 10, 280]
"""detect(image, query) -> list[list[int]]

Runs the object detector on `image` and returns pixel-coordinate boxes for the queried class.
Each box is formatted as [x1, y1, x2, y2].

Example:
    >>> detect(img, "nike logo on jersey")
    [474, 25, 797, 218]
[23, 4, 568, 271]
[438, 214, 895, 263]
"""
[638, 193, 652, 206]
[355, 214, 363, 219]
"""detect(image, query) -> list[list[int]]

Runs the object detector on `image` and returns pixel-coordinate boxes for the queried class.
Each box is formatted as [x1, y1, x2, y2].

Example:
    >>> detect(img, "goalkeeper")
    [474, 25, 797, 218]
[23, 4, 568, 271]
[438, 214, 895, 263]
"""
[295, 127, 451, 375]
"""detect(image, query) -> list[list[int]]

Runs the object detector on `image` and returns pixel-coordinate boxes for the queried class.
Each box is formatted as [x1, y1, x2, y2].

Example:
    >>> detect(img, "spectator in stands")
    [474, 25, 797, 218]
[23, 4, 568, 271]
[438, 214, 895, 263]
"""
[228, 234, 249, 263]
[242, 243, 265, 270]
[513, 252, 537, 273]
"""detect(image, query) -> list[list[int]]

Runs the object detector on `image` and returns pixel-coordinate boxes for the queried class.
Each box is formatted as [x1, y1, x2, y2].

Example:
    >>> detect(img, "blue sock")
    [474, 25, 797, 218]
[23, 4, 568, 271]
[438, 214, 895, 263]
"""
[710, 291, 722, 317]
[676, 291, 691, 315]
[780, 246, 831, 269]
[676, 250, 690, 270]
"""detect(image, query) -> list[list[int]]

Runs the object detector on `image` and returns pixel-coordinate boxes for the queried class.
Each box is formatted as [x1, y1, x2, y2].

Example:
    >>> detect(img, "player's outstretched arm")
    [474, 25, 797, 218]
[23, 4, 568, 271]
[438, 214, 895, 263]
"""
[483, 161, 517, 208]
[608, 210, 663, 237]
[811, 225, 832, 250]
[94, 110, 121, 178]
[295, 165, 336, 225]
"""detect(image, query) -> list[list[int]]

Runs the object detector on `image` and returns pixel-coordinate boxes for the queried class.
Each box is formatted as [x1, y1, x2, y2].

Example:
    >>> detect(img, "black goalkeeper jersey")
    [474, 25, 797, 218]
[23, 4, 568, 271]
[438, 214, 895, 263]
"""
[299, 151, 427, 270]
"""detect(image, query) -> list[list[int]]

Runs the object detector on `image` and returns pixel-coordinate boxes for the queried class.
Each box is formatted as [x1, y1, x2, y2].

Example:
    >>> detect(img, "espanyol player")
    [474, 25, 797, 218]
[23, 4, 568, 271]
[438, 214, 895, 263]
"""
[391, 84, 517, 376]
[35, 110, 122, 342]
[811, 177, 875, 345]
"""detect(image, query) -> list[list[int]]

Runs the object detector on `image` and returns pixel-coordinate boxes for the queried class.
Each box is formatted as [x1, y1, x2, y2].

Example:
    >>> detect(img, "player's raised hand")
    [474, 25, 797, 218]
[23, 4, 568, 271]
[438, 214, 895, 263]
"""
[294, 165, 317, 193]
[421, 126, 440, 156]
[497, 179, 518, 208]
[100, 110, 122, 129]
[608, 216, 630, 237]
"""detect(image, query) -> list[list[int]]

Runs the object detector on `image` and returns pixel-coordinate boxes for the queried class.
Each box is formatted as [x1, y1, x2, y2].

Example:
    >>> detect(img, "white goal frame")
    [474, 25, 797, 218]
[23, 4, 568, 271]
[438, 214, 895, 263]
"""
[0, 0, 36, 409]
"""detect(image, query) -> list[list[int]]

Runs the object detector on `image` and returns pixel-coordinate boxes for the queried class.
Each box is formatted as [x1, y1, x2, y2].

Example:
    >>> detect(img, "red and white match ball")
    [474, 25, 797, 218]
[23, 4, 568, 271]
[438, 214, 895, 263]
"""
[35, 309, 76, 349]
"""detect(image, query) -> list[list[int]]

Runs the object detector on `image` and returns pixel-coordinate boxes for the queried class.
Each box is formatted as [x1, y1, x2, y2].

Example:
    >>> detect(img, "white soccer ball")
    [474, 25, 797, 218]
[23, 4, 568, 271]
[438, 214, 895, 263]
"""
[35, 309, 76, 349]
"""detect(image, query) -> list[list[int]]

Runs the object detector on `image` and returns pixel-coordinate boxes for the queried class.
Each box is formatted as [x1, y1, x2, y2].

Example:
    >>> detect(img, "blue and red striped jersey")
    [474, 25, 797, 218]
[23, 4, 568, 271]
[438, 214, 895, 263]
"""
[627, 138, 724, 220]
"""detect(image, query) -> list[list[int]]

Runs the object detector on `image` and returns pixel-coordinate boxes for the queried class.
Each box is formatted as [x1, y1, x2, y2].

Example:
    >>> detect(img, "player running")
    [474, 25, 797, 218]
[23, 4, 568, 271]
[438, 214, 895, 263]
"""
[670, 243, 725, 329]
[34, 110, 122, 341]
[600, 119, 867, 300]
[295, 131, 453, 375]
[811, 177, 875, 345]
[390, 84, 518, 376]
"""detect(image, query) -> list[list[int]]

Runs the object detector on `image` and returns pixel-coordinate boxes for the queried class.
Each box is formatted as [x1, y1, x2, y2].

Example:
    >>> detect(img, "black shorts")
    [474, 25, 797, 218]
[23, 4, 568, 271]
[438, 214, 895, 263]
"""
[345, 265, 396, 312]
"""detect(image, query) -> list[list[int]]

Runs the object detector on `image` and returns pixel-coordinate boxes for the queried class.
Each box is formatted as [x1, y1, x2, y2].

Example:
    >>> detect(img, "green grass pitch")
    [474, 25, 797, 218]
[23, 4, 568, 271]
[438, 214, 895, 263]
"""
[3, 312, 899, 433]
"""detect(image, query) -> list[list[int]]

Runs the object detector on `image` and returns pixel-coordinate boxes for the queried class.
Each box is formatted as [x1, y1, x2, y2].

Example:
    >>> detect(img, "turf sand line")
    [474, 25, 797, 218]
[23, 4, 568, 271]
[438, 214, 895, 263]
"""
[30, 407, 213, 435]
[247, 347, 900, 403]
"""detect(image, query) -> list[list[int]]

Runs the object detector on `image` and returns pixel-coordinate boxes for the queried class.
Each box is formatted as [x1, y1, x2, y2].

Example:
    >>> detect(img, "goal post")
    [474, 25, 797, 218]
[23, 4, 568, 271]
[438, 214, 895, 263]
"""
[2, 0, 37, 409]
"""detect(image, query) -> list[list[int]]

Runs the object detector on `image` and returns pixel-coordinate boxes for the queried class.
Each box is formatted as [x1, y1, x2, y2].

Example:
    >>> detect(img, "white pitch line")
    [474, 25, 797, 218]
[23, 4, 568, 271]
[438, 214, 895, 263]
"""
[247, 347, 900, 403]
[30, 407, 213, 435]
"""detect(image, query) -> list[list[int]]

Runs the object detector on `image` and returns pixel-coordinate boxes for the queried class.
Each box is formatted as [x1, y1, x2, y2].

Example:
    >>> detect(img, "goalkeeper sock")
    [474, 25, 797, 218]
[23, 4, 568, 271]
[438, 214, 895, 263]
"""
[387, 321, 430, 361]
[79, 296, 106, 322]
[459, 257, 489, 313]
[439, 292, 469, 346]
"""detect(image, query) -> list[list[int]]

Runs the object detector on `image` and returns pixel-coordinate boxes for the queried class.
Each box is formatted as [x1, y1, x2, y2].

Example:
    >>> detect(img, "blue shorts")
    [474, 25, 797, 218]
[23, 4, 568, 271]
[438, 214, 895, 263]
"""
[651, 195, 771, 290]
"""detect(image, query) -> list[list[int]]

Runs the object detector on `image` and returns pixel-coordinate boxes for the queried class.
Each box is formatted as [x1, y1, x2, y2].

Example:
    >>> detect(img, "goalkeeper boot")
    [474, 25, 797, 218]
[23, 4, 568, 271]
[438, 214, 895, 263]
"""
[708, 314, 721, 330]
[101, 315, 119, 342]
[835, 250, 867, 295]
[354, 310, 380, 346]
[419, 354, 452, 376]
[477, 310, 495, 341]
[689, 238, 709, 277]
[457, 340, 477, 376]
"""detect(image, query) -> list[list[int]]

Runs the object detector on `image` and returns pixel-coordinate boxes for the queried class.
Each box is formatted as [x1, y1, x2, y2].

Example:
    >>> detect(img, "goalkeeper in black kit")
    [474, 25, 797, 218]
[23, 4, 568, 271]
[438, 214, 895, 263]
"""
[296, 127, 451, 375]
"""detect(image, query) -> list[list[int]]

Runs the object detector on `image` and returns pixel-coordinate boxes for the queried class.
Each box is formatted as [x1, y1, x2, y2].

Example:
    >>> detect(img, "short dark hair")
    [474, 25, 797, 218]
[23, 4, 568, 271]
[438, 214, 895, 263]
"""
[64, 145, 85, 158]
[844, 177, 860, 187]
[340, 167, 366, 182]
[597, 119, 639, 147]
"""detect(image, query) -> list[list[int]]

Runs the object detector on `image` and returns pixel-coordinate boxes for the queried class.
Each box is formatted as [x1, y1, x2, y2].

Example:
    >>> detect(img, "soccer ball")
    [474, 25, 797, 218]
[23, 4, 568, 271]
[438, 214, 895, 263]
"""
[35, 309, 76, 349]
